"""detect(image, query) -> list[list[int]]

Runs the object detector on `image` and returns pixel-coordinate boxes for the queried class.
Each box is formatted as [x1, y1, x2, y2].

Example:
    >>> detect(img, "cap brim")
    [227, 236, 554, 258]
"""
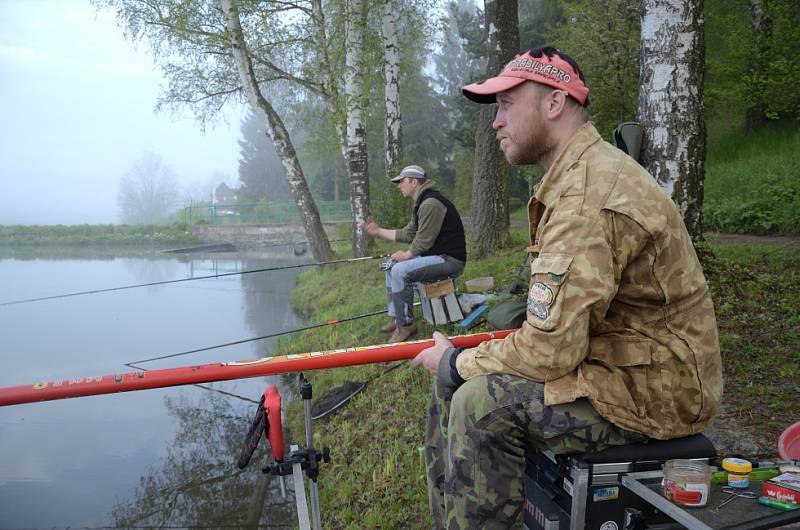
[462, 76, 528, 104]
[390, 175, 404, 182]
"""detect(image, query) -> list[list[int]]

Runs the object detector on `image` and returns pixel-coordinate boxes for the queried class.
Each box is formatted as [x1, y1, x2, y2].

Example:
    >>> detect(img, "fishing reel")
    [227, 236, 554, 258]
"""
[379, 257, 396, 271]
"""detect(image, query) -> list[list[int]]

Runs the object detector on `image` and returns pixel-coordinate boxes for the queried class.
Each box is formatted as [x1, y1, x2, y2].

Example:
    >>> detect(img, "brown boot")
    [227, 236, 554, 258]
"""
[380, 317, 397, 333]
[389, 322, 417, 343]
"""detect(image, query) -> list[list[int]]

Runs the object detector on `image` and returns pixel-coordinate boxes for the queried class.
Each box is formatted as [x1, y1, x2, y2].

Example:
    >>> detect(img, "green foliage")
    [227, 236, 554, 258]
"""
[519, 0, 562, 46]
[550, 0, 640, 136]
[704, 0, 751, 122]
[0, 224, 199, 246]
[452, 144, 475, 214]
[705, 0, 800, 126]
[704, 121, 800, 233]
[370, 182, 411, 228]
[743, 0, 800, 122]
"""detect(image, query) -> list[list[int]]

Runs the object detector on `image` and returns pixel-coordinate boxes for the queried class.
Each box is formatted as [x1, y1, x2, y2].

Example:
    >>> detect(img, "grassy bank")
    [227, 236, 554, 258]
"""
[704, 121, 800, 234]
[275, 235, 799, 528]
[0, 224, 200, 247]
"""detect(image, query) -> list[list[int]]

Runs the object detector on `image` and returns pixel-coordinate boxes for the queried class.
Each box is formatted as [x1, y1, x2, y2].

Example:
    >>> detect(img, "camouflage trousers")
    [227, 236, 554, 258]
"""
[424, 374, 645, 529]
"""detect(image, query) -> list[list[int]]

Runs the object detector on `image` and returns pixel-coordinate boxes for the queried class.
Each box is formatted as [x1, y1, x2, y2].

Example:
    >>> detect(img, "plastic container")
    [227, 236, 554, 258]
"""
[663, 459, 711, 507]
[465, 277, 494, 293]
[723, 457, 753, 489]
[778, 421, 800, 460]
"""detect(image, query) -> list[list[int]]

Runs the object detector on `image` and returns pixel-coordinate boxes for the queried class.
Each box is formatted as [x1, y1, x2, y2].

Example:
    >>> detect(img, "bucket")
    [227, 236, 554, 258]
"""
[778, 421, 800, 460]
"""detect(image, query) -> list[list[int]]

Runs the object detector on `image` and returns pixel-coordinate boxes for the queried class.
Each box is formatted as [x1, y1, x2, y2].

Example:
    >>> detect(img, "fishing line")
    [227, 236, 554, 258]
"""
[0, 255, 383, 307]
[122, 305, 409, 404]
[126, 362, 259, 405]
[125, 307, 393, 366]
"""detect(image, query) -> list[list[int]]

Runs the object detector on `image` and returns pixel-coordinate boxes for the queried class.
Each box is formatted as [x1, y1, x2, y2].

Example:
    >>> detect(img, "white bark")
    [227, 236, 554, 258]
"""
[220, 0, 333, 262]
[382, 0, 402, 178]
[637, 0, 706, 238]
[345, 0, 371, 257]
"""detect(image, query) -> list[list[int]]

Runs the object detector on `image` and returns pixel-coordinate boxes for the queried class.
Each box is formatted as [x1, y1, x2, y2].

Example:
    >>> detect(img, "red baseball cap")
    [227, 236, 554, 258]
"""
[462, 49, 589, 106]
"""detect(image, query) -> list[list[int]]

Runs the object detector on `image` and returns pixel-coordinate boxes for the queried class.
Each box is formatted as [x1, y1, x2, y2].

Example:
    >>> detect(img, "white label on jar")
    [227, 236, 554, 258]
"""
[664, 479, 710, 507]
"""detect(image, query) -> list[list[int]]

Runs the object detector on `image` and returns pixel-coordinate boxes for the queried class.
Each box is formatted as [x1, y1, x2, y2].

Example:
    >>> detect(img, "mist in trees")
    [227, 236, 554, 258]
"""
[117, 152, 181, 224]
[237, 111, 292, 203]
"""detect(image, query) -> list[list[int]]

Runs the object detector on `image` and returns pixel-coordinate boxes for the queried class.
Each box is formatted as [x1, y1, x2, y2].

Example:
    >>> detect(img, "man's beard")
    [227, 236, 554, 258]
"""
[504, 117, 555, 167]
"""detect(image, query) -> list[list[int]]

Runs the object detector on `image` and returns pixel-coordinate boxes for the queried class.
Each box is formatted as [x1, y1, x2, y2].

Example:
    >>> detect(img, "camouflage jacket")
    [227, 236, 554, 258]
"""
[455, 123, 723, 439]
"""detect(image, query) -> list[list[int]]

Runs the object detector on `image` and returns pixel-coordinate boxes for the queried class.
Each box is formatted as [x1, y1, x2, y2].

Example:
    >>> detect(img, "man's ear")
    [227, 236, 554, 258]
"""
[546, 90, 568, 118]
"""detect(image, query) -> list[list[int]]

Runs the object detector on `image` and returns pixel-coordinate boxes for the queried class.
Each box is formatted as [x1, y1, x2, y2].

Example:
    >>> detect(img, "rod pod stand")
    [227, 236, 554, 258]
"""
[262, 373, 329, 530]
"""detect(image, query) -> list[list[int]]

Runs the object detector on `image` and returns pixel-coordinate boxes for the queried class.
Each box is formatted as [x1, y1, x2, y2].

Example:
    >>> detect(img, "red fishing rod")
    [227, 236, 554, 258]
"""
[0, 330, 515, 407]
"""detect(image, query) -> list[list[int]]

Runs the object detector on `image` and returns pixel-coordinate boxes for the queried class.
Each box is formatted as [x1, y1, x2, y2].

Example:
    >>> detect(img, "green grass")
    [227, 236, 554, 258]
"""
[275, 232, 799, 528]
[0, 224, 200, 246]
[704, 121, 800, 234]
[704, 243, 800, 435]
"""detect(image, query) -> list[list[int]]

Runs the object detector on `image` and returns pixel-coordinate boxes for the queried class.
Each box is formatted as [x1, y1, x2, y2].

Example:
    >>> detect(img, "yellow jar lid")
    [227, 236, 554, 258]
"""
[722, 457, 752, 473]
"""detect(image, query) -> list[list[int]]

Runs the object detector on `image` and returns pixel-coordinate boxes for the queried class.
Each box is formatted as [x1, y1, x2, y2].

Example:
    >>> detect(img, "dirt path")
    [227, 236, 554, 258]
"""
[511, 219, 800, 245]
[709, 233, 800, 246]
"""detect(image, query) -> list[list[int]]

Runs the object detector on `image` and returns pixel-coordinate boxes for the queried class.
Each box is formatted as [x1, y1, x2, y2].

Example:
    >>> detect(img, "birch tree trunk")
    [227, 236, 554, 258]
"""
[637, 0, 706, 239]
[382, 0, 403, 178]
[220, 0, 333, 262]
[345, 0, 371, 257]
[469, 0, 518, 258]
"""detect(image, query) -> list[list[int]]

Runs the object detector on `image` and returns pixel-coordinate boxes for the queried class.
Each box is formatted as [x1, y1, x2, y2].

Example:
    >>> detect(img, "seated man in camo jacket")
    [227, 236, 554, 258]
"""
[411, 47, 723, 529]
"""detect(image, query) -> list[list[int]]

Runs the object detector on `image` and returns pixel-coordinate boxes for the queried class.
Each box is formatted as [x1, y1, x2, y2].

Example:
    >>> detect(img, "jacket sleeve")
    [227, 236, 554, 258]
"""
[456, 212, 618, 383]
[394, 218, 418, 243]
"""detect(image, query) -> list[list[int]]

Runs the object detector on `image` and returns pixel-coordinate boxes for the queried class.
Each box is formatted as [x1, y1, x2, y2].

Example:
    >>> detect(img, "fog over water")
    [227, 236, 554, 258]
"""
[0, 0, 245, 225]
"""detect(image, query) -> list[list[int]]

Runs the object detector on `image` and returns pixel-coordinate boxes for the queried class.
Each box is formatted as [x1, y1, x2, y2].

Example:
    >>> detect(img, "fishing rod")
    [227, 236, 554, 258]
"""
[0, 255, 383, 307]
[0, 329, 516, 406]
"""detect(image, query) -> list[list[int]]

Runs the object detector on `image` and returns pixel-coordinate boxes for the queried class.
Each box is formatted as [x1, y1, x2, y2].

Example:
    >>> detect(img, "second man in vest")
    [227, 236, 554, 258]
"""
[363, 165, 467, 342]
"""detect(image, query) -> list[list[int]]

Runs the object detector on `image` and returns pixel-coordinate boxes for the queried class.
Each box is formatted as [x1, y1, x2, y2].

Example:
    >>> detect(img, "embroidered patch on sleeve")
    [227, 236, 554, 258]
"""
[528, 281, 554, 320]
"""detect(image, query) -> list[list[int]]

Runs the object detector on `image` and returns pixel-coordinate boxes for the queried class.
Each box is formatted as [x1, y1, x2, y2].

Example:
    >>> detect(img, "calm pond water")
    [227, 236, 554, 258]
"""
[0, 247, 306, 528]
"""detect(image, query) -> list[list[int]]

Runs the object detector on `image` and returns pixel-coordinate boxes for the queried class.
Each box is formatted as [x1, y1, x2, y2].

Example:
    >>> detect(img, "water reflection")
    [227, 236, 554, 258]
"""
[110, 392, 295, 529]
[0, 246, 306, 527]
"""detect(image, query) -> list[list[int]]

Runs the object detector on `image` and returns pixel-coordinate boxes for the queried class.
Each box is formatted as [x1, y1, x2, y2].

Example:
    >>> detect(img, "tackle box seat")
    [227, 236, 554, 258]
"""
[578, 433, 717, 464]
[524, 434, 717, 530]
[415, 277, 463, 325]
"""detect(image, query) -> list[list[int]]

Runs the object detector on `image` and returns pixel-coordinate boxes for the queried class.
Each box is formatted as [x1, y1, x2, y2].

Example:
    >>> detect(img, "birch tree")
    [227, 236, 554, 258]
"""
[382, 0, 402, 178]
[220, 0, 333, 261]
[469, 0, 519, 258]
[344, 0, 371, 257]
[637, 0, 706, 239]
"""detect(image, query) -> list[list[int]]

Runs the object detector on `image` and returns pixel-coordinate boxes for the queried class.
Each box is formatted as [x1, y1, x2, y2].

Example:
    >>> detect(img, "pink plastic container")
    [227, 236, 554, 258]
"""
[778, 421, 800, 460]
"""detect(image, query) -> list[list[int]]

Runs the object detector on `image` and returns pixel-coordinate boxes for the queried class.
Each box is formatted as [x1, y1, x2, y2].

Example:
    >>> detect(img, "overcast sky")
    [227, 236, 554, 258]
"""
[0, 0, 245, 225]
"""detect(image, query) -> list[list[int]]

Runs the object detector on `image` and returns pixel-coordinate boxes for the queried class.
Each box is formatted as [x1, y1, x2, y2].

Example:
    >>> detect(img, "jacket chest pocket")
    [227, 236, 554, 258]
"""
[528, 253, 573, 331]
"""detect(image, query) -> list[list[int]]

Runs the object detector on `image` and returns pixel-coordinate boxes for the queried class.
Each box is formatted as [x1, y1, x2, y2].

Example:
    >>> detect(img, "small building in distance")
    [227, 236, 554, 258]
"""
[213, 182, 238, 206]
